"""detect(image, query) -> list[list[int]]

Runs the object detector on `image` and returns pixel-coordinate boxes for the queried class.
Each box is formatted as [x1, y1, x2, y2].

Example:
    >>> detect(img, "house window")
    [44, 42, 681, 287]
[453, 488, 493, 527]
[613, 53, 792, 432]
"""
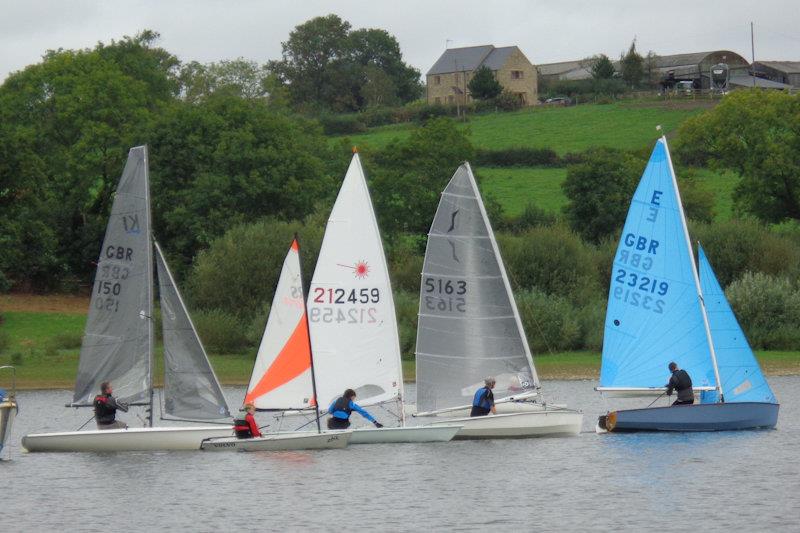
[434, 75, 441, 85]
[435, 97, 441, 104]
[447, 95, 454, 104]
[511, 70, 524, 79]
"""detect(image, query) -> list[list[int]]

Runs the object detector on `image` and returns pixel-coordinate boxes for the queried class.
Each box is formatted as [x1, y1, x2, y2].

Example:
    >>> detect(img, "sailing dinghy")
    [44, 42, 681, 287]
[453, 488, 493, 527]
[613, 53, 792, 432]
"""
[305, 152, 460, 444]
[201, 238, 351, 451]
[413, 163, 583, 439]
[22, 147, 234, 452]
[596, 136, 779, 432]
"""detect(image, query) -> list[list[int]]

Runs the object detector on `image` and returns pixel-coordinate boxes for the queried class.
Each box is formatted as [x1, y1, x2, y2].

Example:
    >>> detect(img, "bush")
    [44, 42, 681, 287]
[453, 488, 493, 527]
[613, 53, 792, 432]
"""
[678, 172, 716, 223]
[393, 290, 419, 359]
[244, 303, 271, 347]
[193, 309, 250, 354]
[318, 113, 368, 135]
[498, 224, 602, 303]
[474, 90, 523, 112]
[516, 290, 581, 353]
[387, 236, 425, 293]
[691, 218, 800, 286]
[0, 328, 9, 354]
[361, 107, 397, 128]
[577, 300, 606, 351]
[10, 352, 23, 366]
[474, 147, 560, 167]
[50, 332, 83, 350]
[500, 202, 558, 233]
[726, 272, 800, 349]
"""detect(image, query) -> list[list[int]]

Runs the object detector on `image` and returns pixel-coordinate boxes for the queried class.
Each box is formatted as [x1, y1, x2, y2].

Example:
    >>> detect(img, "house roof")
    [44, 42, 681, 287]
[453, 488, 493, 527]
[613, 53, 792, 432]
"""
[755, 61, 800, 74]
[426, 45, 524, 75]
[536, 60, 588, 77]
[729, 75, 793, 89]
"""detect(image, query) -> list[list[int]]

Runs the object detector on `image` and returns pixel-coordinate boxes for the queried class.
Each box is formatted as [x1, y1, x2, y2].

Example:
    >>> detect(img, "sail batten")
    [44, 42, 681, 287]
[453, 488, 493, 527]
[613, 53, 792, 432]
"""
[155, 243, 230, 420]
[308, 154, 404, 409]
[415, 163, 537, 413]
[72, 147, 152, 406]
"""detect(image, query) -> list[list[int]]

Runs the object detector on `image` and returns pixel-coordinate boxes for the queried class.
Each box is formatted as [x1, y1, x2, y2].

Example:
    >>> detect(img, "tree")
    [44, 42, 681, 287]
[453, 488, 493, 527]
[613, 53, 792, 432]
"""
[468, 65, 502, 100]
[562, 148, 644, 243]
[179, 58, 271, 102]
[369, 118, 474, 235]
[620, 39, 645, 88]
[590, 54, 616, 80]
[675, 90, 800, 222]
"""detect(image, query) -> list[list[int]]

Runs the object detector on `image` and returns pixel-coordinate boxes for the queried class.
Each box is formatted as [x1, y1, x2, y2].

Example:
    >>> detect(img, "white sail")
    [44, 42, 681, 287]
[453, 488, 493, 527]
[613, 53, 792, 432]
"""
[245, 239, 315, 410]
[308, 153, 403, 408]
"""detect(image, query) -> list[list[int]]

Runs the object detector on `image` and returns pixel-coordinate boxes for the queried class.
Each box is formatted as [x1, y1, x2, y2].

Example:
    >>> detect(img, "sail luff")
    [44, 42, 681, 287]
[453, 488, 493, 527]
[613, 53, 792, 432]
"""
[662, 136, 723, 402]
[143, 146, 155, 426]
[154, 241, 230, 419]
[464, 162, 539, 387]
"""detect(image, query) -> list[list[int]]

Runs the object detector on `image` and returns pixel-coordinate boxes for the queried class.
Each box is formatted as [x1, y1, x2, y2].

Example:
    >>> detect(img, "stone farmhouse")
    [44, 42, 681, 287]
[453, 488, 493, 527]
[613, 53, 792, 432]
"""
[426, 45, 538, 106]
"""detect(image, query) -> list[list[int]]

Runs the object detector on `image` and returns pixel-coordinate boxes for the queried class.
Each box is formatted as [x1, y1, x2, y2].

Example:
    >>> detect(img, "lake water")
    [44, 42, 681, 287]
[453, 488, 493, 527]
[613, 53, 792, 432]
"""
[2, 378, 799, 531]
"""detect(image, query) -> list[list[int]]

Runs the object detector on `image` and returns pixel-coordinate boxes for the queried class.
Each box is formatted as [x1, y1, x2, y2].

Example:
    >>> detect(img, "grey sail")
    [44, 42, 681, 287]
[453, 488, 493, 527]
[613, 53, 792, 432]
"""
[415, 163, 538, 412]
[155, 242, 230, 420]
[72, 146, 153, 406]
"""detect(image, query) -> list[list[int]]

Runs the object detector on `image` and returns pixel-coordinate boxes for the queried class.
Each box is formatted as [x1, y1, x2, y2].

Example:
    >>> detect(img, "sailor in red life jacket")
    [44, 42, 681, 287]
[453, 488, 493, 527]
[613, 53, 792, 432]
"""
[233, 403, 262, 439]
[94, 381, 129, 430]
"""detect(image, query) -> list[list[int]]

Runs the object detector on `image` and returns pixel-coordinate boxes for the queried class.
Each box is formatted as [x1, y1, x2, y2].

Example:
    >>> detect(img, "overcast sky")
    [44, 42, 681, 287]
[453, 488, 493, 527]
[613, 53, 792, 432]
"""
[1, 0, 798, 81]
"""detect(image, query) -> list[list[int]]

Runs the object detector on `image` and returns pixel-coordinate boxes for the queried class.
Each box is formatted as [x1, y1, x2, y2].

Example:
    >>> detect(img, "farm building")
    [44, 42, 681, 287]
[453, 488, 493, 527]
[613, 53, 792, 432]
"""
[426, 45, 537, 106]
[754, 61, 800, 87]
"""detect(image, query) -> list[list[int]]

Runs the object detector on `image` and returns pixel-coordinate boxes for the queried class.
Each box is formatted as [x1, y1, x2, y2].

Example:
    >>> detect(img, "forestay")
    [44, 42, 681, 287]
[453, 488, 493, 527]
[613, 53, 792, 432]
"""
[698, 246, 777, 404]
[415, 163, 537, 413]
[245, 239, 315, 410]
[308, 154, 403, 408]
[155, 243, 230, 420]
[73, 146, 153, 406]
[599, 140, 716, 391]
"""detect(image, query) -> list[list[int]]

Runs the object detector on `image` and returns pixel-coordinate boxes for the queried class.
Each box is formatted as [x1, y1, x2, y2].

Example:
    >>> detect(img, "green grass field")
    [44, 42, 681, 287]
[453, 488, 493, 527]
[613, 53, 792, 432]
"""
[338, 100, 709, 154]
[2, 309, 798, 389]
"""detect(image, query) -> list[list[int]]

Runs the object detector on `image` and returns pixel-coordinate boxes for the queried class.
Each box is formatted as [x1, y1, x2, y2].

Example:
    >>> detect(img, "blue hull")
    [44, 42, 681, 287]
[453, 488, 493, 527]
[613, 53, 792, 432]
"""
[604, 402, 779, 432]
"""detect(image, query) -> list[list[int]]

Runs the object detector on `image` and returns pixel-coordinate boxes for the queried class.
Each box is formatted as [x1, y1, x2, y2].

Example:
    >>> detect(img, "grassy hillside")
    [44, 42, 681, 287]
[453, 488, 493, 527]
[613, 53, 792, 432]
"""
[339, 100, 712, 153]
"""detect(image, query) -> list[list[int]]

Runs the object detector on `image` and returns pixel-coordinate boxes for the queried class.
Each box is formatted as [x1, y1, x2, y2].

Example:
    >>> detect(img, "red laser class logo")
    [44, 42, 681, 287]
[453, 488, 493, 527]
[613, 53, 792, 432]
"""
[338, 260, 371, 279]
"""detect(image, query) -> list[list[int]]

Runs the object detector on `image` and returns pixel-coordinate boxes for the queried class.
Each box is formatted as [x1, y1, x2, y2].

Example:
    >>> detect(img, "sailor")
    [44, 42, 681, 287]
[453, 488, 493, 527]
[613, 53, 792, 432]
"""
[666, 362, 694, 406]
[233, 403, 262, 439]
[470, 377, 497, 417]
[94, 381, 129, 430]
[327, 389, 383, 430]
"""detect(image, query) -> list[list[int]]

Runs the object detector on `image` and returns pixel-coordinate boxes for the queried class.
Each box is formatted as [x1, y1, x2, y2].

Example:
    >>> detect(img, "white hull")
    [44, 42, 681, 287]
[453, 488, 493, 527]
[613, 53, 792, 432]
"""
[21, 426, 234, 452]
[201, 431, 351, 451]
[348, 424, 461, 444]
[427, 409, 583, 439]
[1, 400, 17, 456]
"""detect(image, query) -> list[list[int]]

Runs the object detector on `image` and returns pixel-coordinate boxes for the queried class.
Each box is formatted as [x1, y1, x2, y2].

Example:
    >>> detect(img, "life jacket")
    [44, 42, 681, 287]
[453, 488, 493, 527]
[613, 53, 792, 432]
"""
[94, 394, 116, 424]
[233, 416, 252, 438]
[472, 387, 493, 410]
[330, 396, 353, 419]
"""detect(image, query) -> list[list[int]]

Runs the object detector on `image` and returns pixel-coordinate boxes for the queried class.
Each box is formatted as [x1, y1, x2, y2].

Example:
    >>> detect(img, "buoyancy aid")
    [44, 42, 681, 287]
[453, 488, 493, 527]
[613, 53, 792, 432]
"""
[94, 394, 117, 424]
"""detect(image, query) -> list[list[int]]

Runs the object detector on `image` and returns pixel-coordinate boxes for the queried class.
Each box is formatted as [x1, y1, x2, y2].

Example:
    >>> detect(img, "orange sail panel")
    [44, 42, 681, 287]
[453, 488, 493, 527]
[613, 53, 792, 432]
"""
[245, 316, 311, 403]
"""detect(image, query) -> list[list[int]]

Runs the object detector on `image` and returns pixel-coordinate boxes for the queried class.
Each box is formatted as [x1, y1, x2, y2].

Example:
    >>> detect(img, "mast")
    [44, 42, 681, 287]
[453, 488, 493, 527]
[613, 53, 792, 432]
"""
[296, 234, 322, 434]
[464, 162, 540, 387]
[143, 145, 155, 426]
[661, 135, 724, 402]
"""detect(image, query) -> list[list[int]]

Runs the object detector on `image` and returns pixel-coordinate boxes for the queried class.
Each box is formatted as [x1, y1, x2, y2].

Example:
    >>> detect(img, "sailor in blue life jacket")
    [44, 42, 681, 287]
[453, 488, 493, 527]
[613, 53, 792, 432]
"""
[327, 389, 383, 430]
[94, 381, 129, 430]
[470, 377, 497, 417]
[666, 362, 694, 406]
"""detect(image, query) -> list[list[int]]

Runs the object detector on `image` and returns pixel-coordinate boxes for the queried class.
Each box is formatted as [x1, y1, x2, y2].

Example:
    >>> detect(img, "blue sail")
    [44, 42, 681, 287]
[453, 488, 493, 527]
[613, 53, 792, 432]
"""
[698, 246, 777, 404]
[600, 139, 716, 390]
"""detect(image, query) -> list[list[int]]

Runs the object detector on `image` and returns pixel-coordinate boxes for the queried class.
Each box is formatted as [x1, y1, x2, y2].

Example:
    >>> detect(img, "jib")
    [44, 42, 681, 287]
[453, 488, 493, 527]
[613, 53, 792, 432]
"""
[623, 233, 659, 255]
[106, 246, 134, 261]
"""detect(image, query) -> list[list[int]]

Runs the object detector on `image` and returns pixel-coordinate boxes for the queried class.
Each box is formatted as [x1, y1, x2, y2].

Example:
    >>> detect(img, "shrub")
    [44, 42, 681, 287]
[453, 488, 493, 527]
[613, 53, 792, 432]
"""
[387, 236, 425, 293]
[10, 352, 23, 366]
[243, 303, 271, 348]
[0, 328, 9, 354]
[691, 218, 800, 286]
[50, 332, 83, 350]
[726, 272, 800, 349]
[318, 113, 368, 135]
[500, 202, 558, 233]
[516, 289, 581, 353]
[678, 172, 716, 223]
[498, 224, 602, 303]
[393, 290, 419, 360]
[361, 107, 397, 128]
[193, 309, 250, 354]
[577, 300, 606, 351]
[474, 147, 560, 167]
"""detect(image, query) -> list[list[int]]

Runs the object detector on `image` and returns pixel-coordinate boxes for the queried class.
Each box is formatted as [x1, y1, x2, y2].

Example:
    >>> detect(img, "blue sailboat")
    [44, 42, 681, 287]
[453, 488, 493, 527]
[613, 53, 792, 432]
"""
[596, 136, 779, 432]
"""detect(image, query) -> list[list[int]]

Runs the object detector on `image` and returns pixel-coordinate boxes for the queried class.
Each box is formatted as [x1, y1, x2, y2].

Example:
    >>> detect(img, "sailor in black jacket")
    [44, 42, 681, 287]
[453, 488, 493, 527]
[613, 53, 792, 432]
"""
[666, 362, 694, 406]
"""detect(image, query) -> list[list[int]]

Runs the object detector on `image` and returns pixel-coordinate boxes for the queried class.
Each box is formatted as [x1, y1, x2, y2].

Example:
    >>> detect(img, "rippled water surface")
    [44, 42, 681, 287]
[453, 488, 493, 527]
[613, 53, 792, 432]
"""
[3, 378, 799, 531]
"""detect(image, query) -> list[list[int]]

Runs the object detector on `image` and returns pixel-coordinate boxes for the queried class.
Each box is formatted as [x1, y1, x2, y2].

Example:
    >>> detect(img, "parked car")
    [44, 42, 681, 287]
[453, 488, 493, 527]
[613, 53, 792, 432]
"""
[543, 96, 570, 106]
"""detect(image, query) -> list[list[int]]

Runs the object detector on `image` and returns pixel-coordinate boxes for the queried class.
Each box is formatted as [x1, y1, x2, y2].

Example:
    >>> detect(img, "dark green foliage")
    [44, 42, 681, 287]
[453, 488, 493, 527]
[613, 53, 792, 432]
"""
[478, 90, 524, 112]
[562, 148, 644, 243]
[691, 218, 800, 287]
[193, 309, 250, 354]
[475, 147, 559, 167]
[49, 332, 83, 350]
[387, 236, 425, 293]
[189, 217, 324, 318]
[678, 173, 716, 223]
[726, 273, 800, 349]
[369, 118, 474, 235]
[468, 66, 502, 100]
[675, 90, 800, 222]
[0, 327, 9, 354]
[516, 290, 581, 353]
[499, 202, 558, 233]
[393, 290, 420, 359]
[620, 40, 645, 88]
[590, 55, 616, 80]
[319, 113, 368, 135]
